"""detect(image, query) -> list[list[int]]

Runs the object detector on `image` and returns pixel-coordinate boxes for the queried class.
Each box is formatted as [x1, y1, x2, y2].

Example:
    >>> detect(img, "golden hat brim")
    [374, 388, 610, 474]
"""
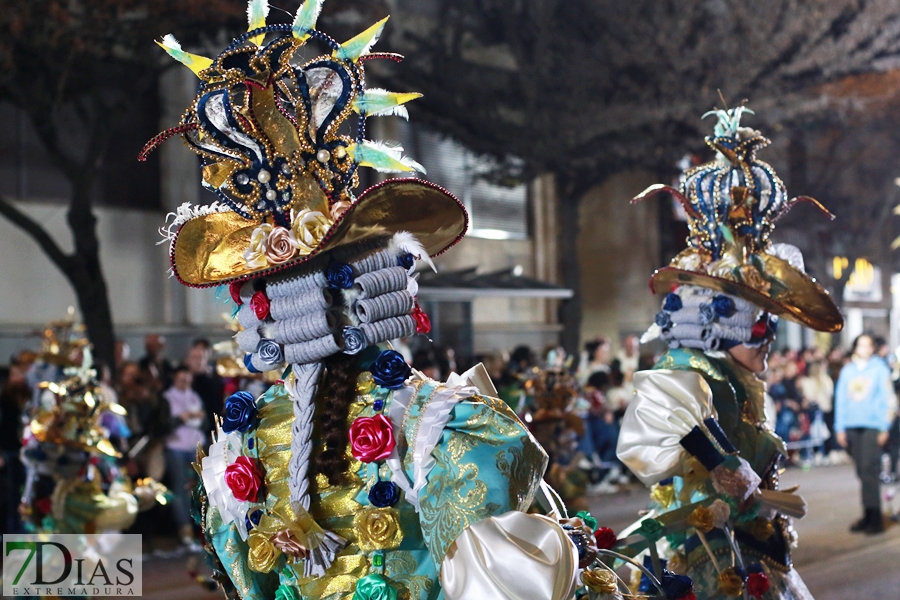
[172, 178, 468, 287]
[651, 252, 844, 333]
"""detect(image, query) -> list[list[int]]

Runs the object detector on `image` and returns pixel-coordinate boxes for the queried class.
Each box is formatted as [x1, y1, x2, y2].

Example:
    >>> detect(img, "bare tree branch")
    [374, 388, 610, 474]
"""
[0, 195, 71, 273]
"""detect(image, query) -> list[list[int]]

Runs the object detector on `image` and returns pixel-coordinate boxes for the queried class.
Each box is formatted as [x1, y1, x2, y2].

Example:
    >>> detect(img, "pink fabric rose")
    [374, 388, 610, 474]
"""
[265, 226, 296, 265]
[348, 414, 395, 463]
[224, 456, 263, 502]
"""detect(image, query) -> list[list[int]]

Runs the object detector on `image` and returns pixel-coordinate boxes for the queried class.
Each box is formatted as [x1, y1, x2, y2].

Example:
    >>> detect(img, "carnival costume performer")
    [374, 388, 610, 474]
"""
[140, 2, 599, 598]
[615, 107, 844, 600]
[20, 347, 168, 534]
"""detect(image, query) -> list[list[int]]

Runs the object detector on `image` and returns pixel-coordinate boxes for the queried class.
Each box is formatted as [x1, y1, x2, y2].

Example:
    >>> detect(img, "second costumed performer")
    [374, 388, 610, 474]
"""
[140, 1, 594, 599]
[615, 108, 844, 599]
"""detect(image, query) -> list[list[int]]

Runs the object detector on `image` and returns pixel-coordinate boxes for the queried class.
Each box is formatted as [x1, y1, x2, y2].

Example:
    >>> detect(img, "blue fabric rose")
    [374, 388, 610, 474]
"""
[256, 338, 283, 365]
[243, 354, 261, 374]
[397, 253, 415, 269]
[368, 481, 399, 507]
[661, 570, 694, 600]
[370, 350, 411, 389]
[698, 302, 715, 325]
[712, 294, 736, 318]
[222, 391, 257, 433]
[326, 262, 354, 289]
[663, 292, 682, 312]
[655, 311, 672, 329]
[342, 326, 366, 355]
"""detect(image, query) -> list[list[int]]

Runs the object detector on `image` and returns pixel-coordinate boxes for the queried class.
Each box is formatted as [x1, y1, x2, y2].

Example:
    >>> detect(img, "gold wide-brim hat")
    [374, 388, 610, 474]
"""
[635, 105, 843, 334]
[172, 178, 467, 287]
[650, 248, 843, 333]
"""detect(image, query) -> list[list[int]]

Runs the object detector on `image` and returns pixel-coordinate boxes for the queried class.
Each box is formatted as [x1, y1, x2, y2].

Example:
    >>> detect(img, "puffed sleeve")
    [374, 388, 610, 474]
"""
[440, 511, 578, 600]
[617, 369, 730, 486]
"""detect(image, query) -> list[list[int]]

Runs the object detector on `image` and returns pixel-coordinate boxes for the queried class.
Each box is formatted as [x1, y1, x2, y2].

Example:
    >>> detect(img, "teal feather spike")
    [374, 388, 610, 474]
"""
[702, 107, 754, 137]
[718, 223, 735, 245]
[156, 35, 213, 76]
[247, 0, 270, 45]
[335, 17, 389, 62]
[352, 89, 422, 119]
[292, 0, 325, 40]
[347, 141, 424, 173]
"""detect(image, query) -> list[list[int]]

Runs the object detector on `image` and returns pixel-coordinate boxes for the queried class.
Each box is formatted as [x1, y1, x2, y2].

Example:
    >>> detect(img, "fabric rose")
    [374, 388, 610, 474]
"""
[325, 262, 354, 289]
[663, 292, 683, 312]
[750, 319, 768, 340]
[698, 303, 716, 325]
[661, 570, 695, 600]
[274, 584, 300, 600]
[248, 529, 281, 573]
[686, 506, 715, 533]
[712, 294, 736, 317]
[655, 311, 672, 329]
[636, 517, 664, 541]
[271, 530, 307, 559]
[368, 481, 399, 508]
[222, 391, 257, 433]
[265, 226, 296, 265]
[250, 290, 270, 320]
[746, 567, 770, 598]
[256, 338, 283, 365]
[370, 350, 411, 389]
[330, 200, 352, 222]
[574, 510, 598, 532]
[290, 208, 332, 254]
[593, 526, 617, 550]
[34, 497, 52, 516]
[717, 568, 745, 597]
[342, 326, 366, 355]
[352, 574, 398, 600]
[581, 568, 618, 594]
[230, 281, 244, 305]
[412, 303, 431, 334]
[243, 223, 272, 269]
[225, 456, 263, 502]
[349, 414, 395, 463]
[354, 507, 402, 552]
[397, 252, 415, 270]
[708, 499, 732, 529]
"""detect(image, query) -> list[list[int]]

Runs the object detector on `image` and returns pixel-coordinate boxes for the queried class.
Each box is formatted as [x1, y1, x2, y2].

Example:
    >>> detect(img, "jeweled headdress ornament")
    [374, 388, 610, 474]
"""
[634, 107, 843, 333]
[141, 0, 467, 287]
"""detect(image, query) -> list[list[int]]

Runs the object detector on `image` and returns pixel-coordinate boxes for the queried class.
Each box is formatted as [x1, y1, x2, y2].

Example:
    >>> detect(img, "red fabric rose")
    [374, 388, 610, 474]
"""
[348, 414, 395, 463]
[224, 456, 263, 502]
[746, 572, 770, 598]
[250, 291, 270, 320]
[677, 593, 697, 600]
[750, 320, 768, 339]
[230, 282, 244, 305]
[593, 526, 617, 550]
[35, 497, 52, 516]
[412, 303, 431, 334]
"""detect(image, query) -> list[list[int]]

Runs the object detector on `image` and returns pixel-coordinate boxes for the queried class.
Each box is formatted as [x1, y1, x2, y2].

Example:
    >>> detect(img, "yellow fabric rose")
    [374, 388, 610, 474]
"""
[581, 567, 618, 594]
[248, 529, 282, 573]
[686, 506, 715, 533]
[353, 507, 402, 552]
[717, 567, 745, 597]
[289, 208, 331, 254]
[243, 223, 272, 269]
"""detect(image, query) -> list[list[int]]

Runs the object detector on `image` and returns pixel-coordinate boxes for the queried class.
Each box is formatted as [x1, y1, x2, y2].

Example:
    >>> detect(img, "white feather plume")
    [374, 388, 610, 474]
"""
[390, 231, 436, 273]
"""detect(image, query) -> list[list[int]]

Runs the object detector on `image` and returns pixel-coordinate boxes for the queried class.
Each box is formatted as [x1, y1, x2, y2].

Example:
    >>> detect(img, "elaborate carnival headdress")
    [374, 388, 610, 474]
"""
[634, 107, 843, 333]
[141, 0, 467, 287]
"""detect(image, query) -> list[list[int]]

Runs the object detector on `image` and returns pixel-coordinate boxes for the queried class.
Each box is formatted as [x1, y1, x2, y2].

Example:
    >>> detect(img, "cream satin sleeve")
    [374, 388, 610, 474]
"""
[616, 369, 716, 486]
[440, 511, 578, 600]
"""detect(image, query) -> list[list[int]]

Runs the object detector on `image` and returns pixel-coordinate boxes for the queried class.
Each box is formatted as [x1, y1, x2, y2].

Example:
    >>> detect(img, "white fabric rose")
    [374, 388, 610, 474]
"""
[290, 209, 332, 254]
[243, 223, 273, 269]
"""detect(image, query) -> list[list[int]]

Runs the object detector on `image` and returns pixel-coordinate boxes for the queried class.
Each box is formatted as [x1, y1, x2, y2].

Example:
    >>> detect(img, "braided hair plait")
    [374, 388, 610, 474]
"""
[316, 353, 361, 485]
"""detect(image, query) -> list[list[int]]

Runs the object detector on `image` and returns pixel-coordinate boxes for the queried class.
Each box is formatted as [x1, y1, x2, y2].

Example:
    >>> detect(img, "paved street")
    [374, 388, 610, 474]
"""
[134, 464, 898, 599]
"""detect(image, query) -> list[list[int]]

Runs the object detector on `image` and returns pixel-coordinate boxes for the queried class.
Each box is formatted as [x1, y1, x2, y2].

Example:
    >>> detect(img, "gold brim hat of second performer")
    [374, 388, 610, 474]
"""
[142, 2, 467, 288]
[634, 107, 843, 333]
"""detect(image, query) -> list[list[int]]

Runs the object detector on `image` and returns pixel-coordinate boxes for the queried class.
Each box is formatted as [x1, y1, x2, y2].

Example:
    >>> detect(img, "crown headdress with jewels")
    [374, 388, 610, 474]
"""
[141, 0, 467, 287]
[633, 107, 843, 333]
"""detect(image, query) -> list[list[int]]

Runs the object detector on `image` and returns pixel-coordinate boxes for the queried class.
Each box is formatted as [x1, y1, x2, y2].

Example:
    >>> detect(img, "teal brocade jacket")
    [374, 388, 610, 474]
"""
[197, 359, 548, 600]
